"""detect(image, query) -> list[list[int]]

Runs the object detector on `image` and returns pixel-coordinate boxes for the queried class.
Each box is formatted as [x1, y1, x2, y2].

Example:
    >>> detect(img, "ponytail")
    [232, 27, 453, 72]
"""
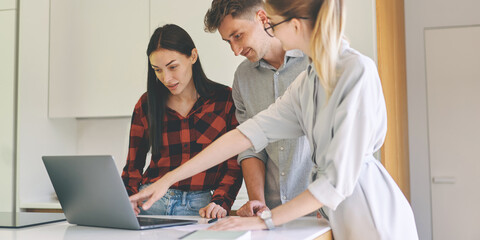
[310, 0, 345, 101]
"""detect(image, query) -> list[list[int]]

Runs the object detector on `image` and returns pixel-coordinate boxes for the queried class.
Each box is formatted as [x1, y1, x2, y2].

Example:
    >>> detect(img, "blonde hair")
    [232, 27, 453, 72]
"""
[265, 0, 345, 100]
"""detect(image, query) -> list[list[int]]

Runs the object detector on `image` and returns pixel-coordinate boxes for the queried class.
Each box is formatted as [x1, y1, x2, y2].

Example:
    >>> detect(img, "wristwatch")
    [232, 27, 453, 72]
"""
[260, 210, 275, 230]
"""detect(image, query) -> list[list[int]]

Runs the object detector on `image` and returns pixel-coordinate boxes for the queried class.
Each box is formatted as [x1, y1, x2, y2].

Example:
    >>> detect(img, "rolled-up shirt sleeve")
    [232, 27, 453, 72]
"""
[237, 148, 268, 165]
[237, 71, 307, 153]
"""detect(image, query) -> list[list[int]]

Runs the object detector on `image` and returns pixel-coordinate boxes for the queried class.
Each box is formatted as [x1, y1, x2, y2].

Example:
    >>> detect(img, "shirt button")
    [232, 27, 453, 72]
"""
[281, 172, 285, 176]
[170, 192, 175, 196]
[282, 196, 287, 200]
[183, 119, 187, 123]
[275, 72, 279, 75]
[184, 144, 188, 148]
[279, 146, 284, 151]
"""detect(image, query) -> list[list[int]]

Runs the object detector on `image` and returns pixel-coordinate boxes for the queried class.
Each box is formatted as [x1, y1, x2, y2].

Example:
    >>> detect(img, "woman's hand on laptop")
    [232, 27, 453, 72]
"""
[130, 197, 142, 216]
[129, 178, 170, 213]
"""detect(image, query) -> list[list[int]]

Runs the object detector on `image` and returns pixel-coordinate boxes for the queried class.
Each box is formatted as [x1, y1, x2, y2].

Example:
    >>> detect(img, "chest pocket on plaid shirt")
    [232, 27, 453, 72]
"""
[194, 111, 227, 145]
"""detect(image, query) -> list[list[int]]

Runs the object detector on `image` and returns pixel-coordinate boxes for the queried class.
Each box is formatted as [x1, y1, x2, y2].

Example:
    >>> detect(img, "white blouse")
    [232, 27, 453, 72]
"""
[238, 40, 419, 239]
[237, 41, 387, 210]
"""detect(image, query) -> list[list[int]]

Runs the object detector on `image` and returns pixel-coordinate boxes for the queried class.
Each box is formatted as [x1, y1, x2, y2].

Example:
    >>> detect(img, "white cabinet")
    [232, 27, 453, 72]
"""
[48, 0, 245, 118]
[0, 0, 16, 10]
[48, 0, 149, 118]
[48, 0, 376, 119]
[0, 9, 16, 213]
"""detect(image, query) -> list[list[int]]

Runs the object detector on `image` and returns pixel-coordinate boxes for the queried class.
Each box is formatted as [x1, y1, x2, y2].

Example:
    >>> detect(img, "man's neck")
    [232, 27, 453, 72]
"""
[262, 38, 286, 70]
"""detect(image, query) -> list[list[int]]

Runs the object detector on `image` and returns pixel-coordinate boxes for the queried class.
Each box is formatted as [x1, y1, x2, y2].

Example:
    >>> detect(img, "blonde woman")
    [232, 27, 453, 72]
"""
[130, 0, 418, 239]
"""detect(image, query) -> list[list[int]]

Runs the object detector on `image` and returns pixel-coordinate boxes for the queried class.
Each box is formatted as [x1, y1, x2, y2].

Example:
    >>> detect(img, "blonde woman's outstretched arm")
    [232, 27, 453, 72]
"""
[209, 190, 323, 230]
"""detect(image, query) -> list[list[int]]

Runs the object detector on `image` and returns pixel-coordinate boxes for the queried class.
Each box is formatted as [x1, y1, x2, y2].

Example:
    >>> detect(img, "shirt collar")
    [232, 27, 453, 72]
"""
[307, 60, 315, 77]
[285, 49, 304, 58]
[253, 49, 305, 69]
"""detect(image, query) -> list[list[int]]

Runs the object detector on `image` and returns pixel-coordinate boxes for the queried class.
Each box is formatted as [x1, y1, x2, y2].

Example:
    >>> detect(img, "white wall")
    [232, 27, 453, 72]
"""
[0, 5, 17, 213]
[404, 0, 480, 239]
[344, 0, 377, 62]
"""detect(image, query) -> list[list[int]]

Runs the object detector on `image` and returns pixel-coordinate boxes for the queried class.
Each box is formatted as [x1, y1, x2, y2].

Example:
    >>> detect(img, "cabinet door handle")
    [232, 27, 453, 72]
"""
[432, 176, 456, 184]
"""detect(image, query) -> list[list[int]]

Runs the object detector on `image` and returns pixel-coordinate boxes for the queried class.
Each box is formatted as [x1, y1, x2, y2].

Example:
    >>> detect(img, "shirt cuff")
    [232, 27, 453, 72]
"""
[307, 175, 345, 210]
[237, 149, 268, 165]
[237, 119, 269, 153]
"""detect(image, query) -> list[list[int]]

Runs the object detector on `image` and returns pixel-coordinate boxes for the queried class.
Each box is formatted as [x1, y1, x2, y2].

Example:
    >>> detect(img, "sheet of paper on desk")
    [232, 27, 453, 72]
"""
[180, 230, 251, 240]
[165, 222, 210, 232]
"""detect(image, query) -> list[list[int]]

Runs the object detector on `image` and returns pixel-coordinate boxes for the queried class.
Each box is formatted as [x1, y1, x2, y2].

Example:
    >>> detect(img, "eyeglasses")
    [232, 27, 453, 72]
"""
[264, 17, 309, 37]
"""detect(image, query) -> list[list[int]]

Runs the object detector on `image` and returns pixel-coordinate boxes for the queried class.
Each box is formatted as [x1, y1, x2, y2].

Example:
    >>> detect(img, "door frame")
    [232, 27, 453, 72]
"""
[376, 0, 411, 200]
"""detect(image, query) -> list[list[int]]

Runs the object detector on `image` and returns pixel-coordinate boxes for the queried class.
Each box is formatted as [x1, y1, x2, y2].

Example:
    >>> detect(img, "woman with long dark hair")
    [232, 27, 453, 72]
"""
[122, 24, 242, 218]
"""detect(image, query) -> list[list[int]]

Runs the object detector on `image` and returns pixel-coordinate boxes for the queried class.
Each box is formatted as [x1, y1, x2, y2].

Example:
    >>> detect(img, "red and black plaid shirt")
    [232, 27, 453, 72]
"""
[121, 86, 242, 212]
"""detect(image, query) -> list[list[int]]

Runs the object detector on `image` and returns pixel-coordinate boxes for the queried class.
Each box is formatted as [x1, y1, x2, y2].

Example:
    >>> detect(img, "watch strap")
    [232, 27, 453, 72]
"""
[263, 217, 275, 230]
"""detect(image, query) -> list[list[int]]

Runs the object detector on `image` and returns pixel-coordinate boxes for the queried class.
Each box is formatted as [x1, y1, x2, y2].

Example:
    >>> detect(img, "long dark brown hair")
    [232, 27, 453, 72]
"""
[146, 24, 222, 154]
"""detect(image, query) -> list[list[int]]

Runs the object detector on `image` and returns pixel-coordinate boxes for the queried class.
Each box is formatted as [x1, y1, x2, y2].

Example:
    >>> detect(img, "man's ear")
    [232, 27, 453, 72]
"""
[256, 9, 269, 25]
[191, 48, 198, 64]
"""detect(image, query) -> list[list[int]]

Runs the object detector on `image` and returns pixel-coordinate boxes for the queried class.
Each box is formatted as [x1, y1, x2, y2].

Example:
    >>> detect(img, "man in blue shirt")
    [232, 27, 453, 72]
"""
[203, 0, 313, 217]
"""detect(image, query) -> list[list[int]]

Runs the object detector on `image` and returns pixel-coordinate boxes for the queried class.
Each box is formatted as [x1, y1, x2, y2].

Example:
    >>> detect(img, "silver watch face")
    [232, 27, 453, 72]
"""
[261, 210, 272, 219]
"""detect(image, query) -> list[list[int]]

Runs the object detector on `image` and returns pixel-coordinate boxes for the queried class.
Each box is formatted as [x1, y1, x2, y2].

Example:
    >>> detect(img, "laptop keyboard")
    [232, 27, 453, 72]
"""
[137, 217, 193, 226]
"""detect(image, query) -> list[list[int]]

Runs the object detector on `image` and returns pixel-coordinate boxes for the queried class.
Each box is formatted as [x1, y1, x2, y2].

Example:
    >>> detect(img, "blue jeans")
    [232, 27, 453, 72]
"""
[138, 184, 212, 216]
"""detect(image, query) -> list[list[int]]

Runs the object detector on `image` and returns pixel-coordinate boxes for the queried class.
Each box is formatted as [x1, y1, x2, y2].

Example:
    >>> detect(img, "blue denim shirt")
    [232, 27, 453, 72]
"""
[232, 50, 312, 209]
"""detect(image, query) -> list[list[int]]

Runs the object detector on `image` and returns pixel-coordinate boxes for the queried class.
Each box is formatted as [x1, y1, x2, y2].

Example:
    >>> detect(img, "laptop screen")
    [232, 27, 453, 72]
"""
[42, 155, 197, 230]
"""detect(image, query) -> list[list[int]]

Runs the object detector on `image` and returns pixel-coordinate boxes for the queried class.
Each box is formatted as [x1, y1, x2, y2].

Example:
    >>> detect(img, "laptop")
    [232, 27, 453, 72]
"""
[42, 155, 197, 230]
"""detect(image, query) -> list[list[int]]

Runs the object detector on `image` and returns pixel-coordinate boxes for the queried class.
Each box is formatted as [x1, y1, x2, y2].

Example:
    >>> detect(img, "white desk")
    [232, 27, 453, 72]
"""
[0, 216, 331, 240]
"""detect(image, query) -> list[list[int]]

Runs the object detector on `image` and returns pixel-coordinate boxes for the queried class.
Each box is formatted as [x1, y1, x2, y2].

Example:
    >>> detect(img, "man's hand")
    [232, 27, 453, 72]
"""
[236, 200, 269, 217]
[199, 202, 227, 219]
